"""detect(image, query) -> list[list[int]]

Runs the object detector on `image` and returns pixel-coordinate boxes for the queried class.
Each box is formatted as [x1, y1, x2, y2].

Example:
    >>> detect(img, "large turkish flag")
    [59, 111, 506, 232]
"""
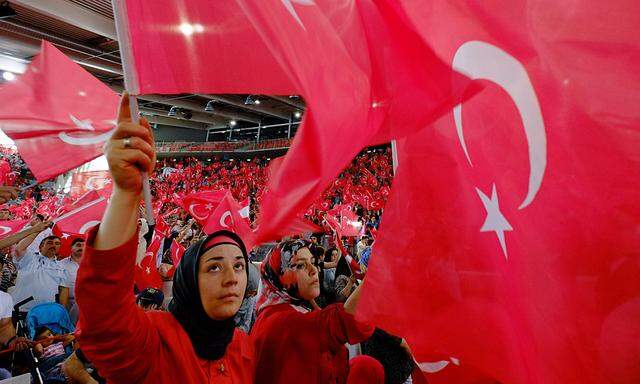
[358, 1, 640, 383]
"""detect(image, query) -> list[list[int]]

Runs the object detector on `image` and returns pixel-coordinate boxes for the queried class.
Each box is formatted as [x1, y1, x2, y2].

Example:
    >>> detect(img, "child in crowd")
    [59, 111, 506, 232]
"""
[34, 326, 75, 381]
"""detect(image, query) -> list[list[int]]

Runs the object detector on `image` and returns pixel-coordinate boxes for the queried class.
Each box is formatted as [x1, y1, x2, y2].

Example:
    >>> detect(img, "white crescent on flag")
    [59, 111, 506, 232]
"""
[452, 40, 547, 210]
[188, 203, 210, 221]
[79, 220, 101, 234]
[69, 114, 95, 131]
[60, 116, 116, 146]
[417, 357, 461, 373]
[59, 130, 115, 146]
[220, 211, 232, 228]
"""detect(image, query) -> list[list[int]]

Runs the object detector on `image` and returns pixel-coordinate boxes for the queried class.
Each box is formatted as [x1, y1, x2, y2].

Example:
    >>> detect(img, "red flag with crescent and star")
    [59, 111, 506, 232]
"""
[169, 239, 186, 267]
[181, 190, 227, 227]
[203, 192, 255, 249]
[0, 219, 29, 239]
[0, 41, 119, 182]
[70, 171, 112, 198]
[53, 193, 107, 236]
[357, 1, 640, 383]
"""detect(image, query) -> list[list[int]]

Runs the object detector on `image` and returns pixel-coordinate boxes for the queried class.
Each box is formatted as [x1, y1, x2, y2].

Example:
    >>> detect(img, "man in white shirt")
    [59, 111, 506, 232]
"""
[10, 227, 69, 312]
[59, 238, 84, 324]
[356, 235, 369, 260]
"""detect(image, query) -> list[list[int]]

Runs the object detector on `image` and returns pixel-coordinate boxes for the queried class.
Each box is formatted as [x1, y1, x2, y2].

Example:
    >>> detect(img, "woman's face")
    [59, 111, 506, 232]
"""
[197, 244, 247, 320]
[291, 247, 320, 301]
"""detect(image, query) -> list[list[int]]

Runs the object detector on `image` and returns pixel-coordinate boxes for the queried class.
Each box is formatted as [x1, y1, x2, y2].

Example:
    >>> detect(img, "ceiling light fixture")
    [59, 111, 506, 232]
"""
[244, 95, 258, 105]
[168, 106, 179, 117]
[2, 71, 15, 81]
[204, 100, 215, 112]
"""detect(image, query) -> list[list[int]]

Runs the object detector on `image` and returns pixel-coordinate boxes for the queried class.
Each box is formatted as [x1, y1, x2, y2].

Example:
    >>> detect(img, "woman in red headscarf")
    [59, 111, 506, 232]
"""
[252, 239, 384, 384]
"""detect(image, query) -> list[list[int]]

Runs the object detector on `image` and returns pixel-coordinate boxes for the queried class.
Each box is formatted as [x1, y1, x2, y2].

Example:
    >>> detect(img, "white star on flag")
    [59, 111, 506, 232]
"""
[475, 184, 513, 259]
[145, 267, 151, 274]
[205, 203, 213, 210]
[69, 114, 95, 131]
[60, 233, 70, 239]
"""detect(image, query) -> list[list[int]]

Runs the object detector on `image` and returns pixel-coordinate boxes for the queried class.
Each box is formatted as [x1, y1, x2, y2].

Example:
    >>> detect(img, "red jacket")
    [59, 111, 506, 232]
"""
[76, 227, 255, 383]
[251, 303, 374, 384]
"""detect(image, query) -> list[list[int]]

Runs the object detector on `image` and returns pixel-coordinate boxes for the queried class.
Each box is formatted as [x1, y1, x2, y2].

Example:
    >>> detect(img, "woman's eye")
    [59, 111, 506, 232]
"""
[295, 264, 305, 270]
[208, 265, 221, 272]
[234, 263, 245, 270]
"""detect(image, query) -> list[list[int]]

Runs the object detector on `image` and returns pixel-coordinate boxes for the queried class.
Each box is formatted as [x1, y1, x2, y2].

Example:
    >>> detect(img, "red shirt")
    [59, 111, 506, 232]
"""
[251, 303, 374, 384]
[76, 227, 255, 384]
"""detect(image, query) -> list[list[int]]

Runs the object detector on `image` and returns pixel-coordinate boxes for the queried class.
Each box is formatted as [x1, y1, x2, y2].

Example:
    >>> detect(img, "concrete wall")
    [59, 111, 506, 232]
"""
[153, 124, 207, 142]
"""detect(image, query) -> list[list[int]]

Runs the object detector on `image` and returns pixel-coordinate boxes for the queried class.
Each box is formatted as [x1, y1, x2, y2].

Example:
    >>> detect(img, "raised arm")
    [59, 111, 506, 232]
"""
[0, 221, 47, 251]
[75, 94, 158, 383]
[13, 220, 50, 260]
[94, 96, 154, 250]
[343, 278, 363, 315]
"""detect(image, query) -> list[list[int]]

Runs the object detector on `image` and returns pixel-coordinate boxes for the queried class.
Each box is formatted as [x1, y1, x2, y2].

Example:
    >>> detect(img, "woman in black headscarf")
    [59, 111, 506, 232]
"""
[75, 94, 255, 383]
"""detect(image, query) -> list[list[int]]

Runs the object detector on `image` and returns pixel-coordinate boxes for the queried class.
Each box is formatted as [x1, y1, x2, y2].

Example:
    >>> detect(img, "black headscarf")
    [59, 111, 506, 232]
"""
[168, 230, 249, 360]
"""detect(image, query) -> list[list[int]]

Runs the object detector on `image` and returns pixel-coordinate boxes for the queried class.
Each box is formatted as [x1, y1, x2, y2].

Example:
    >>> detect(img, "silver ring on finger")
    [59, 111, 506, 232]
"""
[123, 137, 132, 149]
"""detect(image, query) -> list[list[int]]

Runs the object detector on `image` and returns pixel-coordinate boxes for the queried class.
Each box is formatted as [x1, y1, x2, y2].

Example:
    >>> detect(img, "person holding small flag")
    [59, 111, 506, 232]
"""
[75, 95, 255, 383]
[252, 239, 384, 383]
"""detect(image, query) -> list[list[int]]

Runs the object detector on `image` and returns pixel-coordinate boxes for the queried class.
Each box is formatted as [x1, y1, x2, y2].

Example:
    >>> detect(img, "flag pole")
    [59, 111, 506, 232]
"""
[19, 181, 38, 191]
[391, 139, 399, 175]
[112, 0, 155, 225]
[128, 96, 155, 225]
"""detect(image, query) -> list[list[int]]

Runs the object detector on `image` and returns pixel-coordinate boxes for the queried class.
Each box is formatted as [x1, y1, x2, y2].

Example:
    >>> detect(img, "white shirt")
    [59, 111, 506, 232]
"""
[356, 240, 367, 258]
[58, 257, 79, 305]
[9, 250, 69, 311]
[0, 291, 13, 319]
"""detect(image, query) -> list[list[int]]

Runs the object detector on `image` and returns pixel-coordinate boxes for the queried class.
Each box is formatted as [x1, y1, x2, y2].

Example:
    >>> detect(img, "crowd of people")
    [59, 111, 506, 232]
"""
[0, 96, 425, 383]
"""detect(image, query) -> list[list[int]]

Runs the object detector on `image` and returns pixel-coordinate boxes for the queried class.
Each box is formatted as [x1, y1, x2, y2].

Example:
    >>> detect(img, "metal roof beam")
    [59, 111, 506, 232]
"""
[11, 0, 118, 40]
[269, 95, 305, 110]
[197, 94, 290, 120]
[0, 30, 123, 75]
[138, 94, 261, 124]
[139, 106, 226, 126]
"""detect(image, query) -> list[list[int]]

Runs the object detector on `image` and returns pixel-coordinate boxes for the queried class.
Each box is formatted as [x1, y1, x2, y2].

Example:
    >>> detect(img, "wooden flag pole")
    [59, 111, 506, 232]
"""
[112, 0, 155, 226]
